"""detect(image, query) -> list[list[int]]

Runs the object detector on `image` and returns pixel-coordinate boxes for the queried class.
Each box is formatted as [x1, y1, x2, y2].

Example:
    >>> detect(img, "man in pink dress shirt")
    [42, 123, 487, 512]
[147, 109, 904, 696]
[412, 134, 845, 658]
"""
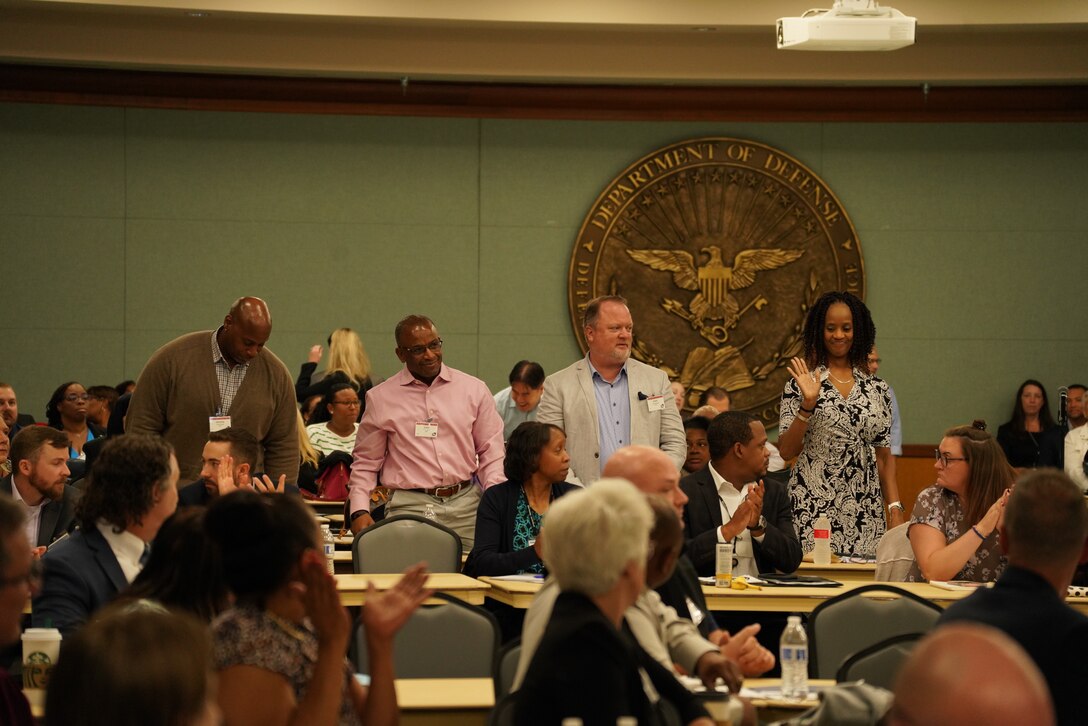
[347, 315, 506, 551]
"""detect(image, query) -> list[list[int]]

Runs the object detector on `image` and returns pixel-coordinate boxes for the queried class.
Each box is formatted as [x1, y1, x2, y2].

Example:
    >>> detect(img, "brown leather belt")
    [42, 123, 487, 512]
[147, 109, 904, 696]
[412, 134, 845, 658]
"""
[418, 480, 472, 498]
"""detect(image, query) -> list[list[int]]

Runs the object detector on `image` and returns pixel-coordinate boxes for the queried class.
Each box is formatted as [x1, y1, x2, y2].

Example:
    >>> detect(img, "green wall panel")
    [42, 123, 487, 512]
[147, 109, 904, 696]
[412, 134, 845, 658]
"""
[2, 101, 1086, 447]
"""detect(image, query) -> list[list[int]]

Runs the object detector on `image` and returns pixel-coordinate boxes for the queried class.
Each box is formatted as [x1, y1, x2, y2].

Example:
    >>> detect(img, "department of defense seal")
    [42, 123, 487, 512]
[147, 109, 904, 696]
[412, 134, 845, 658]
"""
[567, 137, 865, 428]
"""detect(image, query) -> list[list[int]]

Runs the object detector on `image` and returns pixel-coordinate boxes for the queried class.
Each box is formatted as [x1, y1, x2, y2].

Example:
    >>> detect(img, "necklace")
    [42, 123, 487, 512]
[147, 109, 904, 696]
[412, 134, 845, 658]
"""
[827, 369, 855, 385]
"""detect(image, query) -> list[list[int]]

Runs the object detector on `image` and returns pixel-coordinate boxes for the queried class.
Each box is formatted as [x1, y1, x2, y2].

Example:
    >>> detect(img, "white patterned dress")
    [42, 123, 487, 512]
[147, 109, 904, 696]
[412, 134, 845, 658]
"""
[780, 369, 892, 558]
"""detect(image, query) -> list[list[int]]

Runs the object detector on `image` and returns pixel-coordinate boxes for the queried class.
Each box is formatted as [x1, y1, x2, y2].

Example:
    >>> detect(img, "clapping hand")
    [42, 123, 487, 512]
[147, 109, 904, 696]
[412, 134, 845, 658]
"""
[214, 454, 241, 497]
[254, 473, 287, 494]
[720, 624, 776, 677]
[300, 552, 351, 650]
[745, 481, 765, 529]
[362, 563, 432, 644]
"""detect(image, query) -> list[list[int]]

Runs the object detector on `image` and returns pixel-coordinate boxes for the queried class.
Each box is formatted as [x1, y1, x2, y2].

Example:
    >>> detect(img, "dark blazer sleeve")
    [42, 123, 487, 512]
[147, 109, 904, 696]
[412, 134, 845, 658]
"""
[38, 486, 82, 547]
[295, 361, 318, 400]
[754, 477, 803, 574]
[463, 483, 579, 577]
[33, 545, 97, 636]
[516, 595, 652, 726]
[681, 469, 723, 578]
[626, 623, 711, 724]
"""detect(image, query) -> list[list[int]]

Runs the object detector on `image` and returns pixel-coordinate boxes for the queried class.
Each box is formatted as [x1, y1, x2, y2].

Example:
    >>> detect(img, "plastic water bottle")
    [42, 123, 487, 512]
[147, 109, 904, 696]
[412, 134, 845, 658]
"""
[780, 615, 809, 700]
[321, 523, 335, 574]
[813, 514, 832, 566]
[423, 503, 437, 521]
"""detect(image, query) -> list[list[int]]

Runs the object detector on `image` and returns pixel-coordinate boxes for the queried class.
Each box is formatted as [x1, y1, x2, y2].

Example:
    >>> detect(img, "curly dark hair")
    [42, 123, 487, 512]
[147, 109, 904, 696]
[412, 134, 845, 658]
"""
[801, 291, 876, 372]
[45, 381, 81, 429]
[77, 435, 175, 532]
[503, 421, 565, 484]
[204, 490, 318, 607]
[308, 381, 359, 425]
[1007, 379, 1056, 433]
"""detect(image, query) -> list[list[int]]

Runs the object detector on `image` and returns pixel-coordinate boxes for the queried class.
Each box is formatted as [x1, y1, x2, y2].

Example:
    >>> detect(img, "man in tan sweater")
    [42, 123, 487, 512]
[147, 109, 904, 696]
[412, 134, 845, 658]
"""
[127, 297, 299, 483]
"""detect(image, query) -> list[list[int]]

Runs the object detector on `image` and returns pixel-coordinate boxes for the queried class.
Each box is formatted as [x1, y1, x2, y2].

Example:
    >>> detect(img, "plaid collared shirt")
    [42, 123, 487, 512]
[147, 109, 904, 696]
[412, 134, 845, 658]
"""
[211, 329, 250, 415]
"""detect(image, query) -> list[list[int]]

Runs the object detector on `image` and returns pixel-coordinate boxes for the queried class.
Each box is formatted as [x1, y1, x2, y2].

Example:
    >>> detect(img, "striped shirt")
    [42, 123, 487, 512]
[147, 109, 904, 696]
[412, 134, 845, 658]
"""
[307, 422, 359, 457]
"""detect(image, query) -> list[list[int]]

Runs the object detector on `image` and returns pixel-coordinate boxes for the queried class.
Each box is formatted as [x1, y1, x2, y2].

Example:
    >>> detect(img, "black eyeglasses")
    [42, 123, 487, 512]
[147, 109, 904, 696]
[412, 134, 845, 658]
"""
[400, 339, 443, 357]
[0, 559, 42, 590]
[934, 449, 967, 467]
[64, 393, 90, 402]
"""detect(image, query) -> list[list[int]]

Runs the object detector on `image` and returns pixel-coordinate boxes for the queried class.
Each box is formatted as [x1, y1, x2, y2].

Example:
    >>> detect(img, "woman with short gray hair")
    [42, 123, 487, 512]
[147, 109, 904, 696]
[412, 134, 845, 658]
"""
[515, 479, 713, 726]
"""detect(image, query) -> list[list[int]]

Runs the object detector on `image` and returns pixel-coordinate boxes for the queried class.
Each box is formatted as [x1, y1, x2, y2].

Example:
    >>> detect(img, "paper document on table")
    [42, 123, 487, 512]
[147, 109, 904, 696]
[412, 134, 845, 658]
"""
[487, 574, 545, 582]
[928, 580, 993, 591]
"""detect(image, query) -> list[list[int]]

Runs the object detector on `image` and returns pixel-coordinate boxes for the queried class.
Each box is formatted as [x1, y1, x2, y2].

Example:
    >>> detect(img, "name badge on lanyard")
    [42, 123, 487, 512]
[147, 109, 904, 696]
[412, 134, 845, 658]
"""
[415, 422, 438, 438]
[209, 416, 231, 432]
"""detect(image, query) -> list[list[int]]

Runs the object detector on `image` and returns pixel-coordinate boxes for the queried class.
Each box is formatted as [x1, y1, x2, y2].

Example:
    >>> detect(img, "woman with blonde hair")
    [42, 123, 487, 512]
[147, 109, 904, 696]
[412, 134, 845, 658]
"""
[907, 420, 1015, 583]
[296, 328, 374, 416]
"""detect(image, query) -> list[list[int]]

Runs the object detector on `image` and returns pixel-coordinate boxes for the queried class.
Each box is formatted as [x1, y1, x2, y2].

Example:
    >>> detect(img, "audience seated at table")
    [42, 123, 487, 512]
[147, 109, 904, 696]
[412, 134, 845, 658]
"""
[33, 434, 180, 636]
[997, 379, 1064, 470]
[114, 508, 229, 623]
[907, 420, 1012, 583]
[206, 490, 430, 726]
[45, 606, 220, 726]
[45, 381, 103, 460]
[462, 421, 578, 578]
[517, 495, 754, 725]
[514, 480, 717, 726]
[603, 445, 775, 676]
[938, 470, 1088, 726]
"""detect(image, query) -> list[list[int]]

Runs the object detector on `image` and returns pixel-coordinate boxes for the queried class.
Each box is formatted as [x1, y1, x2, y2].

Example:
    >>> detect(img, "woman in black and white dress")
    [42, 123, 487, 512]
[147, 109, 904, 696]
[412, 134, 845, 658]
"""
[777, 291, 903, 558]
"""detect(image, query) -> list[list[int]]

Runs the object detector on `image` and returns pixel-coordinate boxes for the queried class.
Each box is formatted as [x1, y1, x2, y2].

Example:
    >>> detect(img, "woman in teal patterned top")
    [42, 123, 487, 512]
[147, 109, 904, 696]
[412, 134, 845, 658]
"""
[463, 422, 578, 577]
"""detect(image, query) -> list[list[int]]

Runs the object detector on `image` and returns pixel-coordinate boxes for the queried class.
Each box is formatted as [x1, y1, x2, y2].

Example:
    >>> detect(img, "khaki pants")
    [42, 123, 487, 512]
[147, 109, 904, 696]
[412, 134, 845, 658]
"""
[387, 485, 481, 553]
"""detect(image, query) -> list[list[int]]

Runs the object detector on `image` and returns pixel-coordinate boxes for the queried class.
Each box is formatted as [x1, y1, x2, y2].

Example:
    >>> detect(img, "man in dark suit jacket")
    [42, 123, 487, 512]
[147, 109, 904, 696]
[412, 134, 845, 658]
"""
[1, 427, 81, 550]
[939, 470, 1088, 726]
[680, 411, 802, 578]
[33, 435, 179, 636]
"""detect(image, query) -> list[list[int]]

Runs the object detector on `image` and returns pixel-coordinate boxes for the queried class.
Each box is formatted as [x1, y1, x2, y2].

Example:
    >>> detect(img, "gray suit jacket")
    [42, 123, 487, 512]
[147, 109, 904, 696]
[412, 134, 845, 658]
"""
[0, 474, 82, 547]
[537, 356, 685, 485]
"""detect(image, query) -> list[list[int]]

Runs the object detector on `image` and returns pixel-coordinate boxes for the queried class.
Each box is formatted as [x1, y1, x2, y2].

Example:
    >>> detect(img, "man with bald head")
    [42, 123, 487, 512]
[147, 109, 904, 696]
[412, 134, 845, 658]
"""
[127, 297, 298, 482]
[889, 623, 1054, 726]
[602, 445, 776, 677]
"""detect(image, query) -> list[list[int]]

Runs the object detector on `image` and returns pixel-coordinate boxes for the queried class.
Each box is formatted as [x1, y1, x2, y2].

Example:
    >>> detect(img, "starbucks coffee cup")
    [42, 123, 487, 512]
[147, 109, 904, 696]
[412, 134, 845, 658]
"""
[22, 627, 62, 709]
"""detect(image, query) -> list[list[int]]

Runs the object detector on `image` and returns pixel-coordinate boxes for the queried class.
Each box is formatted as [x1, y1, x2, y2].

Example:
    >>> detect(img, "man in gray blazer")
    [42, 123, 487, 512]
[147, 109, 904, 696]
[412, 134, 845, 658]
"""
[1, 426, 81, 552]
[538, 295, 685, 485]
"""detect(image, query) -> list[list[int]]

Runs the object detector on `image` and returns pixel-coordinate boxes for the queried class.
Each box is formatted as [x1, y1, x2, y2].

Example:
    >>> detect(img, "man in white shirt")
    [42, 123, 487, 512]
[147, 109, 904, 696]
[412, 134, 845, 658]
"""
[0, 427, 81, 551]
[1064, 383, 1088, 492]
[680, 411, 802, 578]
[33, 434, 179, 635]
